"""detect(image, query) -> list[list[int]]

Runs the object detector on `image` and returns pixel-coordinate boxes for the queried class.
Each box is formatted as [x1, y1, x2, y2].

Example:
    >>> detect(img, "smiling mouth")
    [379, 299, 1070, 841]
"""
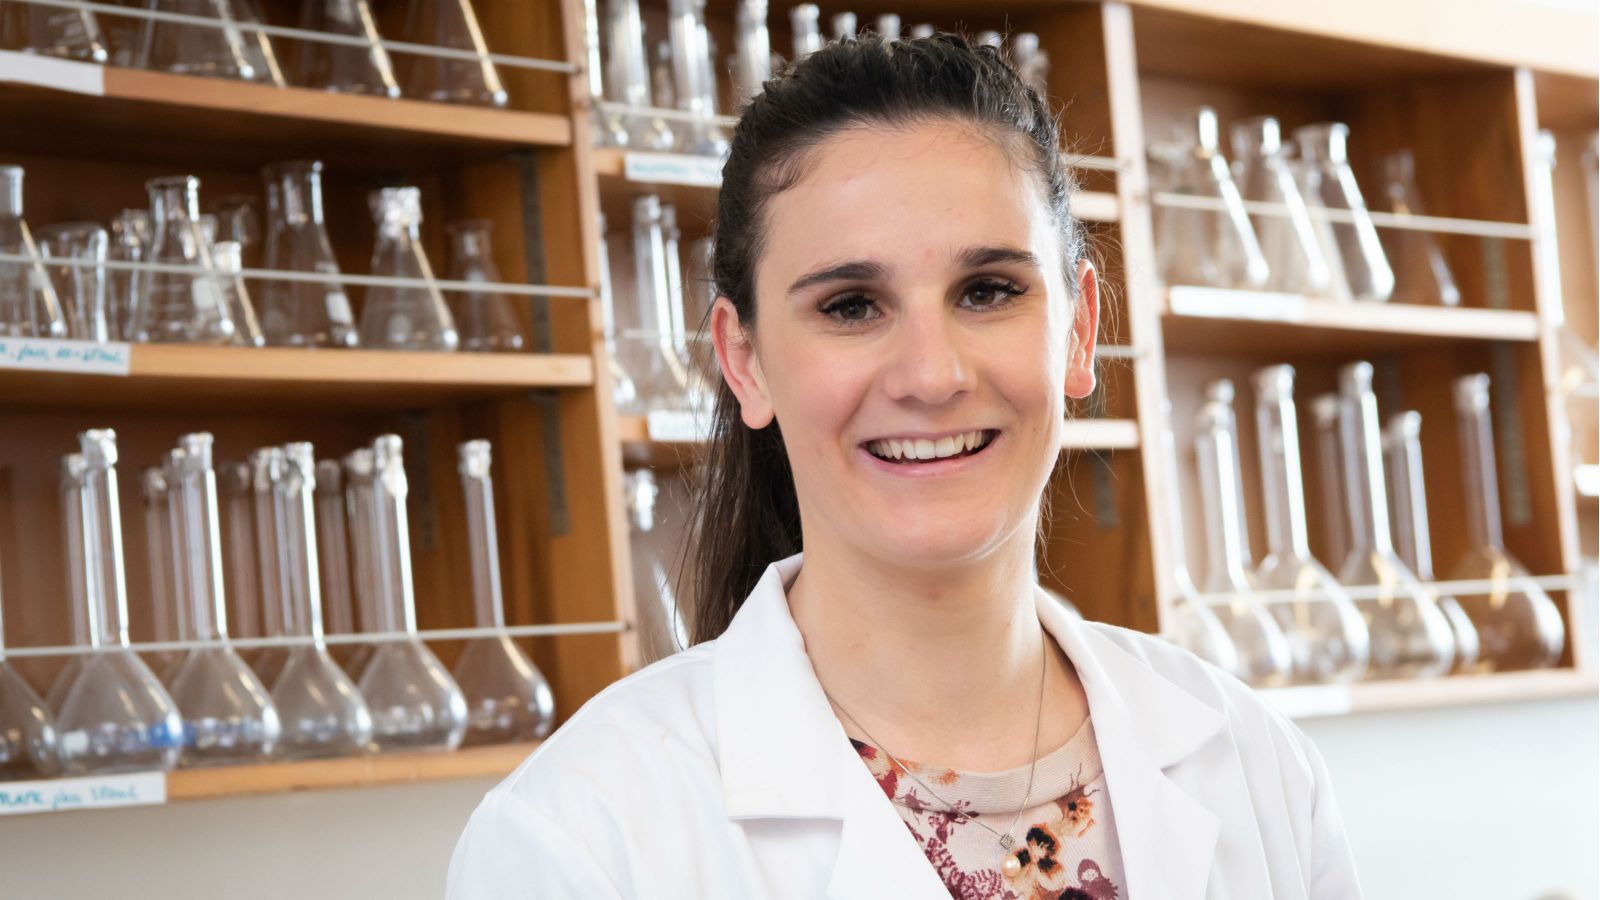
[864, 429, 998, 464]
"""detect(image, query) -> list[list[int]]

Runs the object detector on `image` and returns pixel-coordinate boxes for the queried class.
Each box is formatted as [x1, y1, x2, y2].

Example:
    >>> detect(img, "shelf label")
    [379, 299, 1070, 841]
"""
[0, 338, 131, 375]
[1167, 286, 1307, 323]
[623, 152, 722, 188]
[646, 409, 710, 442]
[0, 771, 166, 816]
[0, 49, 104, 97]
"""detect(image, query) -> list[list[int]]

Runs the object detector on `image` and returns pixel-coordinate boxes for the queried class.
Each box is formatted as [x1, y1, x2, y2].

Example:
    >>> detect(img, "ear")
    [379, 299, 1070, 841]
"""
[1065, 259, 1099, 399]
[711, 296, 775, 429]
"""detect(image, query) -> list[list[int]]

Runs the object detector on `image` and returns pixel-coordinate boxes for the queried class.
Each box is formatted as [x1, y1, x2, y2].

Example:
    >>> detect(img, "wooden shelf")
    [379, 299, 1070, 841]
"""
[1162, 286, 1542, 357]
[1261, 668, 1599, 720]
[167, 742, 538, 803]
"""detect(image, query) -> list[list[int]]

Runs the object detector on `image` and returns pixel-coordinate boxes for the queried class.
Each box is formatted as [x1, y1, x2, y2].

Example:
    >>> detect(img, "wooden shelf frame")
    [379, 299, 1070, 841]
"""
[1262, 668, 1599, 720]
[166, 743, 539, 803]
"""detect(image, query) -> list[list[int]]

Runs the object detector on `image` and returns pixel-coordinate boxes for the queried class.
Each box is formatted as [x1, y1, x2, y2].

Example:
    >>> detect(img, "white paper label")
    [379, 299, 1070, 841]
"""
[0, 771, 166, 816]
[0, 337, 131, 375]
[622, 152, 723, 188]
[646, 409, 710, 442]
[1167, 285, 1307, 323]
[0, 48, 105, 97]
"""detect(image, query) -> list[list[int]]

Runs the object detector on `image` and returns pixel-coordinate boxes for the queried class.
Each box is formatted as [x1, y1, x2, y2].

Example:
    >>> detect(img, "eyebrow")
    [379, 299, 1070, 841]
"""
[784, 245, 1041, 298]
[957, 244, 1041, 270]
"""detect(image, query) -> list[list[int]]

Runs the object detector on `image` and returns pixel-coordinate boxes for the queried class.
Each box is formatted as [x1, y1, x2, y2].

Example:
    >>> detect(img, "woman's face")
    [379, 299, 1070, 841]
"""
[713, 119, 1098, 573]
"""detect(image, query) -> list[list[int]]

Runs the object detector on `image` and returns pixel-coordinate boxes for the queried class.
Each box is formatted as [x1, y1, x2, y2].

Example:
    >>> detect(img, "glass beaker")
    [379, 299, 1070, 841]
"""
[130, 176, 236, 345]
[358, 436, 469, 751]
[620, 195, 695, 411]
[1335, 362, 1455, 679]
[249, 448, 290, 688]
[1010, 32, 1049, 97]
[36, 222, 110, 343]
[1231, 116, 1332, 296]
[1249, 365, 1369, 684]
[258, 161, 358, 348]
[54, 431, 185, 775]
[1, 533, 61, 780]
[268, 443, 374, 759]
[165, 434, 281, 766]
[0, 165, 68, 339]
[1155, 108, 1269, 289]
[626, 469, 690, 666]
[138, 0, 256, 80]
[140, 467, 187, 682]
[445, 220, 525, 353]
[1378, 150, 1460, 307]
[1194, 385, 1293, 687]
[598, 213, 639, 413]
[402, 0, 508, 107]
[107, 209, 151, 342]
[313, 460, 362, 672]
[602, 0, 675, 150]
[359, 187, 458, 351]
[47, 455, 92, 712]
[1292, 123, 1395, 303]
[732, 0, 771, 103]
[9, 0, 108, 62]
[790, 4, 822, 59]
[1447, 375, 1566, 670]
[295, 0, 400, 98]
[1155, 401, 1241, 675]
[1381, 411, 1481, 673]
[453, 441, 556, 745]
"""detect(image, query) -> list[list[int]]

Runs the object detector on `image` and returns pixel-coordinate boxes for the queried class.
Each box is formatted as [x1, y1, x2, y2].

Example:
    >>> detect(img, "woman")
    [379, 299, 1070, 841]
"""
[448, 33, 1360, 900]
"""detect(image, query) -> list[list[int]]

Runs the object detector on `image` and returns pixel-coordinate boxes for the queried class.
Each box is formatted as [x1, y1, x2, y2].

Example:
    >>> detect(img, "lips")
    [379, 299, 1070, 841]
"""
[864, 429, 997, 463]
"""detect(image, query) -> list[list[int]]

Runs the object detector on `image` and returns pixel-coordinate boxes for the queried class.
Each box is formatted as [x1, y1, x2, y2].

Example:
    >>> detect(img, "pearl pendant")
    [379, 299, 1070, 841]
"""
[1001, 853, 1023, 877]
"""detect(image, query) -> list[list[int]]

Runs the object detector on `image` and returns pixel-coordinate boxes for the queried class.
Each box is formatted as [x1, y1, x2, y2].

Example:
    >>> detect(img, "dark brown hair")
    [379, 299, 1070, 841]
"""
[684, 31, 1085, 644]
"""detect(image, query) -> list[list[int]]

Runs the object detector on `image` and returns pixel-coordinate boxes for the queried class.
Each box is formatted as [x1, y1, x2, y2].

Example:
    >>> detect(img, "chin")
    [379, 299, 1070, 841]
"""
[862, 518, 1014, 570]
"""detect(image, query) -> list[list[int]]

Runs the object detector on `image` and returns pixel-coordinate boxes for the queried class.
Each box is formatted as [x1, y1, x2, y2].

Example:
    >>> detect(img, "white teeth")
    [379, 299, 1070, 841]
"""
[868, 430, 992, 462]
[935, 436, 957, 458]
[913, 439, 935, 459]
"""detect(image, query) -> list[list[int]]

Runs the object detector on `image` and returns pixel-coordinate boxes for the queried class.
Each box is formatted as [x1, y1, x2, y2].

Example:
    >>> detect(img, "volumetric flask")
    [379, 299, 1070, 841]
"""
[249, 449, 290, 688]
[622, 195, 695, 410]
[453, 441, 555, 744]
[668, 0, 729, 157]
[790, 4, 822, 60]
[1155, 108, 1269, 290]
[55, 431, 184, 775]
[627, 469, 690, 666]
[269, 444, 373, 759]
[581, 0, 629, 147]
[217, 461, 264, 676]
[166, 434, 281, 766]
[258, 161, 358, 348]
[130, 176, 236, 345]
[36, 222, 110, 343]
[829, 12, 856, 41]
[1194, 387, 1293, 687]
[1293, 123, 1394, 303]
[1231, 116, 1332, 296]
[1382, 411, 1481, 673]
[1, 539, 61, 780]
[1250, 366, 1368, 684]
[0, 165, 67, 339]
[598, 213, 639, 412]
[6, 0, 108, 62]
[732, 0, 771, 103]
[1154, 405, 1240, 675]
[314, 460, 363, 672]
[446, 220, 525, 353]
[661, 204, 714, 415]
[1447, 375, 1565, 670]
[1335, 363, 1455, 679]
[874, 13, 899, 39]
[138, 0, 256, 80]
[360, 187, 459, 351]
[403, 0, 508, 107]
[141, 467, 188, 682]
[358, 436, 468, 751]
[1378, 150, 1460, 307]
[603, 0, 675, 150]
[295, 0, 399, 97]
[1010, 33, 1049, 97]
[108, 209, 151, 342]
[47, 455, 92, 712]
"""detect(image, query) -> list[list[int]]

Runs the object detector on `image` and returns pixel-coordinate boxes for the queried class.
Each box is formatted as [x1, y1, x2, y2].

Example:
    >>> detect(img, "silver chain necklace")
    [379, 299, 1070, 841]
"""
[824, 632, 1048, 875]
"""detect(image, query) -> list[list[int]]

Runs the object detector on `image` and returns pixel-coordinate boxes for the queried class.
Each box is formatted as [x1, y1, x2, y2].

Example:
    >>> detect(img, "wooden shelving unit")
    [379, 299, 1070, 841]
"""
[166, 743, 539, 802]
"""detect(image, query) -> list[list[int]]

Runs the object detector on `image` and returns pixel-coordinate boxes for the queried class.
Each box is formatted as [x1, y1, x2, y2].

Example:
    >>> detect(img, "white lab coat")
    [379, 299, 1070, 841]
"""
[447, 553, 1362, 899]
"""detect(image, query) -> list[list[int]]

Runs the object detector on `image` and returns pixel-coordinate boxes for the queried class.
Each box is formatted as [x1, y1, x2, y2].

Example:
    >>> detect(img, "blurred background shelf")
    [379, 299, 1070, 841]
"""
[166, 743, 539, 803]
[1262, 668, 1600, 720]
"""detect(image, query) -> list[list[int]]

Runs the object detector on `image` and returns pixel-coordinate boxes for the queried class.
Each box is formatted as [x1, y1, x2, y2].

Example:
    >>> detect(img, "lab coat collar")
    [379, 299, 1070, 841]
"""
[713, 553, 1228, 900]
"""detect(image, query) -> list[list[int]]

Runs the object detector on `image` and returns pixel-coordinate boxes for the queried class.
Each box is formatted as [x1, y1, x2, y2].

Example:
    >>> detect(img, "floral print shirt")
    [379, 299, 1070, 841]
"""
[850, 718, 1126, 900]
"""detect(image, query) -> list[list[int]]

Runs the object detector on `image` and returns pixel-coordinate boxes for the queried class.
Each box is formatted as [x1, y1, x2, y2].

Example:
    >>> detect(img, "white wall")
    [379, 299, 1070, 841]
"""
[1, 697, 1595, 899]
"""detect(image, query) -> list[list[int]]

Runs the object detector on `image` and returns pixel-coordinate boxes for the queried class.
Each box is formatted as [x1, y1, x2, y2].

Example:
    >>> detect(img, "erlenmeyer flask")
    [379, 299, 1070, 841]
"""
[1447, 375, 1565, 670]
[1293, 123, 1394, 303]
[9, 0, 109, 62]
[622, 195, 695, 410]
[626, 469, 690, 666]
[1250, 366, 1369, 684]
[732, 0, 771, 103]
[359, 187, 458, 351]
[211, 195, 262, 267]
[445, 220, 525, 353]
[358, 436, 468, 751]
[598, 213, 639, 413]
[139, 0, 256, 80]
[453, 441, 555, 745]
[0, 165, 68, 339]
[1335, 362, 1455, 679]
[1155, 402, 1241, 675]
[295, 0, 399, 97]
[249, 449, 290, 688]
[268, 444, 373, 759]
[130, 176, 236, 344]
[1010, 33, 1049, 97]
[602, 0, 675, 150]
[166, 434, 280, 766]
[210, 237, 266, 347]
[54, 430, 184, 775]
[667, 0, 728, 157]
[107, 209, 150, 342]
[313, 460, 362, 672]
[258, 161, 358, 348]
[47, 455, 92, 712]
[1161, 108, 1269, 290]
[234, 0, 287, 86]
[402, 0, 508, 108]
[661, 204, 713, 415]
[1, 533, 61, 780]
[789, 4, 822, 60]
[1194, 385, 1293, 687]
[36, 222, 110, 343]
[1382, 411, 1481, 673]
[1378, 150, 1460, 307]
[1231, 117, 1332, 296]
[140, 468, 187, 682]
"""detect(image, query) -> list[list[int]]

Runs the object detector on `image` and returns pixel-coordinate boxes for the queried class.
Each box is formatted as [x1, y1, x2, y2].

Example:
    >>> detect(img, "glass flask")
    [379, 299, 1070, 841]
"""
[217, 461, 264, 678]
[402, 0, 508, 107]
[581, 0, 629, 147]
[1155, 403, 1241, 675]
[1446, 374, 1565, 670]
[909, 23, 935, 39]
[295, 0, 400, 98]
[1335, 362, 1455, 679]
[1249, 366, 1369, 683]
[1309, 394, 1350, 569]
[874, 14, 900, 39]
[267, 443, 374, 759]
[1155, 108, 1269, 290]
[341, 450, 382, 679]
[314, 460, 363, 672]
[47, 455, 92, 713]
[620, 195, 695, 411]
[790, 3, 822, 60]
[626, 469, 690, 666]
[830, 12, 857, 41]
[138, 0, 256, 80]
[1230, 116, 1332, 296]
[209, 236, 266, 347]
[258, 161, 358, 348]
[9, 0, 108, 62]
[130, 176, 236, 345]
[54, 430, 184, 775]
[211, 195, 262, 269]
[101, 0, 147, 67]
[1, 536, 61, 780]
[1292, 123, 1394, 303]
[0, 165, 67, 339]
[1381, 411, 1481, 673]
[359, 187, 459, 351]
[598, 213, 639, 413]
[36, 222, 110, 343]
[445, 220, 526, 353]
[358, 435, 469, 751]
[453, 441, 556, 745]
[660, 204, 714, 415]
[1010, 33, 1049, 96]
[165, 434, 281, 766]
[1194, 385, 1293, 687]
[602, 0, 675, 150]
[140, 467, 187, 682]
[234, 0, 287, 86]
[733, 0, 771, 103]
[1377, 150, 1460, 307]
[650, 41, 678, 145]
[669, 0, 729, 157]
[107, 209, 151, 342]
[249, 448, 290, 688]
[975, 30, 1001, 49]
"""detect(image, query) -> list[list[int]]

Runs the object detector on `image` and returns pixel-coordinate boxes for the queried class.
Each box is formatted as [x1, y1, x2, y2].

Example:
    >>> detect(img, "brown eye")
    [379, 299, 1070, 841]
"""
[821, 295, 879, 324]
[963, 279, 1024, 309]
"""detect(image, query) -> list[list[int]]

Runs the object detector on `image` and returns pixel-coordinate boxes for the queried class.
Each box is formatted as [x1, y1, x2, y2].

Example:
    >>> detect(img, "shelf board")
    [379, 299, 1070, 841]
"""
[1261, 667, 1599, 720]
[167, 742, 537, 803]
[1062, 418, 1140, 450]
[1163, 286, 1542, 356]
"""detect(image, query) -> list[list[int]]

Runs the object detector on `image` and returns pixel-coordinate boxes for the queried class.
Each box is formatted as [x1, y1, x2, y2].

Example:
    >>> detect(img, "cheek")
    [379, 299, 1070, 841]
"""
[766, 343, 872, 449]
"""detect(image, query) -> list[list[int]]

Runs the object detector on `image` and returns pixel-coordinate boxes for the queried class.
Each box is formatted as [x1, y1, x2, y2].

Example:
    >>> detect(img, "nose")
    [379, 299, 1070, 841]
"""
[879, 298, 975, 406]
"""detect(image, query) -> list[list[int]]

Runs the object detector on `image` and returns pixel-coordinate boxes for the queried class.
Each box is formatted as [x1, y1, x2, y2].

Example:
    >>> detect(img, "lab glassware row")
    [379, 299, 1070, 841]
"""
[1159, 361, 1567, 689]
[0, 162, 528, 351]
[0, 430, 555, 782]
